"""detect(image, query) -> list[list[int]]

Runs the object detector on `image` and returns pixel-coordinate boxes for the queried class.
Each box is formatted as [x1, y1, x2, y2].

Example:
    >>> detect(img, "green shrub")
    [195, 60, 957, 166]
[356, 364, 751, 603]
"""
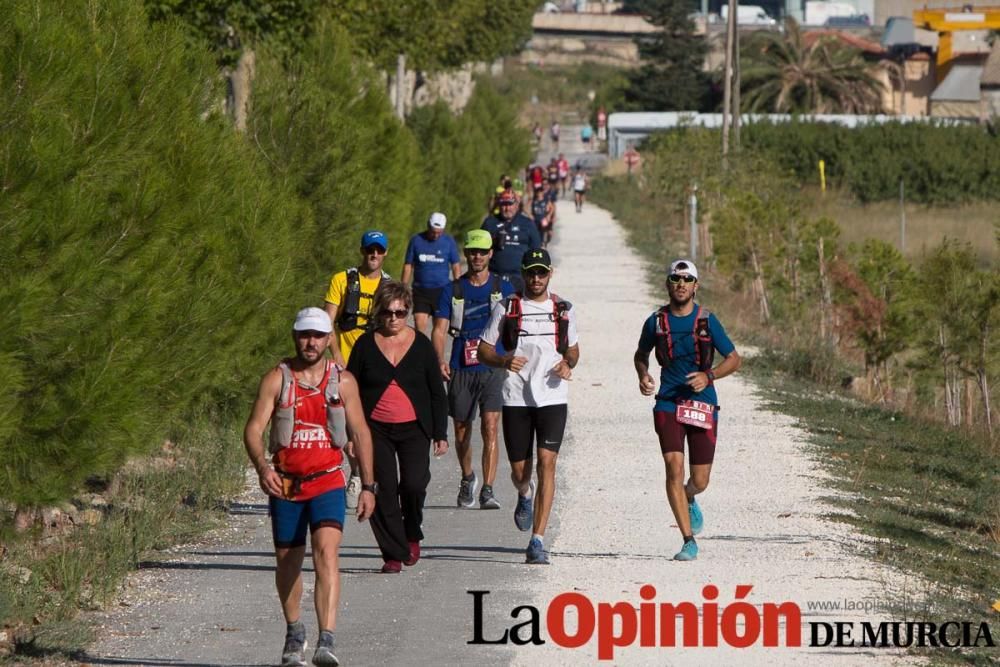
[0, 0, 306, 505]
[408, 77, 533, 235]
[739, 121, 1000, 204]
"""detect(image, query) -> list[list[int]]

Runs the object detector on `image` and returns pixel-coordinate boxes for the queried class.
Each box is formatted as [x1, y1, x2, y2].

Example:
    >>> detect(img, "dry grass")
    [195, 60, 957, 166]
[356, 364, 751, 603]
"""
[808, 190, 999, 266]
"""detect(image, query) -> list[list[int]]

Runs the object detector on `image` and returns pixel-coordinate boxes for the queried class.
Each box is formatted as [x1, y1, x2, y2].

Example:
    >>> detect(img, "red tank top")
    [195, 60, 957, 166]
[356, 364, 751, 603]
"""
[273, 361, 345, 500]
[370, 380, 417, 423]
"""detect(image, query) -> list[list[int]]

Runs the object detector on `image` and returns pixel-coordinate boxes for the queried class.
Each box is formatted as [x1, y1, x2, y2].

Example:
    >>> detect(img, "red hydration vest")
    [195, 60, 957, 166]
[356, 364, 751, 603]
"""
[500, 293, 572, 354]
[654, 305, 714, 372]
[269, 360, 347, 499]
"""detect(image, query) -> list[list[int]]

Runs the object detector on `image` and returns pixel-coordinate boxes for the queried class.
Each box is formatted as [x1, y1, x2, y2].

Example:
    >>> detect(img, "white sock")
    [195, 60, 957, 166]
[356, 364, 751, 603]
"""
[531, 533, 544, 544]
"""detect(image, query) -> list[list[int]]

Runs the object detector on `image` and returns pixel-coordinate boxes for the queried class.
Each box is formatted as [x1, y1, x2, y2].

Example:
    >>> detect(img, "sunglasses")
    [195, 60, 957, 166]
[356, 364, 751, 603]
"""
[383, 309, 409, 320]
[668, 274, 697, 284]
[524, 268, 550, 278]
[465, 249, 490, 256]
[363, 245, 387, 255]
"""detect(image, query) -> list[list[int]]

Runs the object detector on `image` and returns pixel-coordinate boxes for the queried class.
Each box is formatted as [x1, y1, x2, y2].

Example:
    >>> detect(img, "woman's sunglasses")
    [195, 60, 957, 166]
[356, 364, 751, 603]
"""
[383, 309, 409, 320]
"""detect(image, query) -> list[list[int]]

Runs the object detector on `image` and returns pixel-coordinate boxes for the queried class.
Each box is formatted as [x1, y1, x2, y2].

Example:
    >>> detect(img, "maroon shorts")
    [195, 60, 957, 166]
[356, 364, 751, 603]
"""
[653, 410, 718, 465]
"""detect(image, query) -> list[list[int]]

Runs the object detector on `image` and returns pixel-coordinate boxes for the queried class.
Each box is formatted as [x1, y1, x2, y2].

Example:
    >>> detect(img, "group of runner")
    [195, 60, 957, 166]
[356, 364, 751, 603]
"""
[242, 188, 739, 666]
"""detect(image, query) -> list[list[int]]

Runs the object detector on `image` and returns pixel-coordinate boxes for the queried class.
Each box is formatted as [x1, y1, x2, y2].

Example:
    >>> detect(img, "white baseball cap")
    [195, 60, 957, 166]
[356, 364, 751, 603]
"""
[668, 259, 698, 280]
[292, 307, 332, 333]
[428, 212, 447, 229]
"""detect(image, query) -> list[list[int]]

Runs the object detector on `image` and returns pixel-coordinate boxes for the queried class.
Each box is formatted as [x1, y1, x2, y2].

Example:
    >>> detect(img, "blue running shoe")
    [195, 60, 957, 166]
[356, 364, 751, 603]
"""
[525, 538, 549, 565]
[688, 497, 703, 535]
[673, 539, 698, 561]
[514, 480, 535, 532]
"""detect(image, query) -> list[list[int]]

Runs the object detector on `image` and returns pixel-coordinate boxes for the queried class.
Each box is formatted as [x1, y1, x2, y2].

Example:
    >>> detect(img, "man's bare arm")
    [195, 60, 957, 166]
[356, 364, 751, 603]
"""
[339, 371, 376, 521]
[242, 369, 284, 497]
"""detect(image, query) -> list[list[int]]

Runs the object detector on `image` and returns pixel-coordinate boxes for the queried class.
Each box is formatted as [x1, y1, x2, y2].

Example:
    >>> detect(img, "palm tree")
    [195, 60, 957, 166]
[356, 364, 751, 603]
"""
[740, 18, 885, 114]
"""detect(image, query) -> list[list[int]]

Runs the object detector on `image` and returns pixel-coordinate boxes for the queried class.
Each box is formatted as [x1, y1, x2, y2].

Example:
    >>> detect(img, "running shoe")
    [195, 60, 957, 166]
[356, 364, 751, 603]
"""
[688, 497, 704, 535]
[381, 559, 402, 574]
[404, 540, 420, 566]
[513, 480, 535, 532]
[525, 537, 549, 565]
[345, 474, 361, 510]
[673, 539, 699, 561]
[457, 472, 478, 508]
[281, 622, 307, 667]
[479, 484, 501, 510]
[312, 630, 339, 667]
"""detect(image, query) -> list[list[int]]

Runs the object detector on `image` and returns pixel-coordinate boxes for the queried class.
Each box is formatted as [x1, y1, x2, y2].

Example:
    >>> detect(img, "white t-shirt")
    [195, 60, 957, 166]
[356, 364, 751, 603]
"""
[573, 174, 587, 191]
[480, 294, 579, 407]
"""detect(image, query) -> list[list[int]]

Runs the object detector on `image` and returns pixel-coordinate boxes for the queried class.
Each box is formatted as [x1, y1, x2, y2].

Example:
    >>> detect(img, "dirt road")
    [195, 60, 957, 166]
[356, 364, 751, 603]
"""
[85, 200, 917, 666]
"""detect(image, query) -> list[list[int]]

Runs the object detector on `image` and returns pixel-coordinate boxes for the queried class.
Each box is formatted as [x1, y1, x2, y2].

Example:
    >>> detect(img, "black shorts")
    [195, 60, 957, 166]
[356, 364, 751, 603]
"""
[412, 286, 444, 315]
[448, 368, 504, 422]
[502, 404, 568, 461]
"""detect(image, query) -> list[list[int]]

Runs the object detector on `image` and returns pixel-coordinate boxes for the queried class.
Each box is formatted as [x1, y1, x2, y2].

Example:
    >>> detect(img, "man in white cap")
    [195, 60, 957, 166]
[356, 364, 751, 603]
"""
[633, 260, 741, 562]
[243, 307, 376, 666]
[402, 212, 461, 336]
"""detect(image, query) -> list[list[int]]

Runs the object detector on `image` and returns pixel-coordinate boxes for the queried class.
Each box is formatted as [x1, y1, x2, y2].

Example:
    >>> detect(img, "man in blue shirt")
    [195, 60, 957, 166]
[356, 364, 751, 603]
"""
[431, 230, 515, 510]
[402, 212, 461, 336]
[481, 190, 541, 293]
[633, 259, 741, 562]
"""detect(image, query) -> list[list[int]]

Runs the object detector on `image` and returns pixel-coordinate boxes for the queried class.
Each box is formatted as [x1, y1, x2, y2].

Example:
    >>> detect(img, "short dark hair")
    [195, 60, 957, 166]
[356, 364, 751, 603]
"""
[372, 281, 413, 326]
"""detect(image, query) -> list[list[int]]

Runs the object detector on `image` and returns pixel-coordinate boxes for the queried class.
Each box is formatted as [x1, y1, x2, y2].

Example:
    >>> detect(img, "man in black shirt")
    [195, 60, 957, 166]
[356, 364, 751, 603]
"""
[481, 190, 541, 293]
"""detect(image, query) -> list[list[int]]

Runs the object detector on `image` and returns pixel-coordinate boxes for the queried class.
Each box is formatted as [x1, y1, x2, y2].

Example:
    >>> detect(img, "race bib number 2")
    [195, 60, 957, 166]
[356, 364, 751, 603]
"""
[463, 339, 480, 366]
[675, 400, 714, 430]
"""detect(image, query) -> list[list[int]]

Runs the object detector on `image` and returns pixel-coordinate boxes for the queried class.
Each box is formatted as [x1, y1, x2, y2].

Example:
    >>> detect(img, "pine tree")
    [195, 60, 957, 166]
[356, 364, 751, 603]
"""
[623, 0, 715, 111]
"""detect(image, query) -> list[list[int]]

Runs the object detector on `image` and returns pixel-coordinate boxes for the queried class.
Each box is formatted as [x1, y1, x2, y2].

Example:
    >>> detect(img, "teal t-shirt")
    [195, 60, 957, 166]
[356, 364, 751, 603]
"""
[637, 306, 735, 413]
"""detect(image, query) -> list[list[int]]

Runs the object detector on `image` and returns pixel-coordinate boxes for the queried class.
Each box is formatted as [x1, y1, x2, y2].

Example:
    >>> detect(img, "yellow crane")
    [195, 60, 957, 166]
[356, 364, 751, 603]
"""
[913, 6, 1000, 81]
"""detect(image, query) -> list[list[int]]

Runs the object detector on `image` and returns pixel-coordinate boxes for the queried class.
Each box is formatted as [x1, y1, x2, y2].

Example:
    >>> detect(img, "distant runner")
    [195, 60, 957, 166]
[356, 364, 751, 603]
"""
[633, 260, 741, 561]
[550, 119, 560, 149]
[432, 230, 516, 510]
[324, 230, 390, 509]
[530, 182, 555, 248]
[481, 189, 541, 293]
[478, 249, 580, 565]
[401, 212, 461, 337]
[243, 307, 376, 667]
[556, 153, 569, 199]
[572, 168, 588, 213]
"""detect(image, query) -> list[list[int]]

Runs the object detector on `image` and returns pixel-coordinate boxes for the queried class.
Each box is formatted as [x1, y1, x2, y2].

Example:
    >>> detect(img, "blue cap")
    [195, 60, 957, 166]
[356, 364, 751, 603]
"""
[361, 230, 388, 250]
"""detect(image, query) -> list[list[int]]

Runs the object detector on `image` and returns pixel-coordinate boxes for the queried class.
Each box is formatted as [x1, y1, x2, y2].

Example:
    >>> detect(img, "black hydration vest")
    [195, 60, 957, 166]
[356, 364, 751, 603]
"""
[338, 268, 388, 332]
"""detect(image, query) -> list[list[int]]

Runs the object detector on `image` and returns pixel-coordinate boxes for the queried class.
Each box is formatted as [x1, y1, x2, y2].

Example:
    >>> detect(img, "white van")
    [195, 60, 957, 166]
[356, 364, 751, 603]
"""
[720, 4, 778, 25]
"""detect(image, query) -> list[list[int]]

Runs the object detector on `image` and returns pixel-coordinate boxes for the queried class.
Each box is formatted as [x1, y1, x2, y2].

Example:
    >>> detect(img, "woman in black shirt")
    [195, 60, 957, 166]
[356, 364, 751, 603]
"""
[347, 281, 448, 573]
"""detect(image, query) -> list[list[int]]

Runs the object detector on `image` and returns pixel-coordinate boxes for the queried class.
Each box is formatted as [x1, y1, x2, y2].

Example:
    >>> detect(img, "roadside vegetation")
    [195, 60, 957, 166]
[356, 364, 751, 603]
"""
[0, 0, 532, 659]
[590, 124, 999, 664]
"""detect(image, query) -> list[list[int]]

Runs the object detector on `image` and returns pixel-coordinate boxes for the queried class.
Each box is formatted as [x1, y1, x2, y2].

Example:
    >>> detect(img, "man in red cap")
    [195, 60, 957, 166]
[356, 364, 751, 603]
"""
[480, 189, 541, 293]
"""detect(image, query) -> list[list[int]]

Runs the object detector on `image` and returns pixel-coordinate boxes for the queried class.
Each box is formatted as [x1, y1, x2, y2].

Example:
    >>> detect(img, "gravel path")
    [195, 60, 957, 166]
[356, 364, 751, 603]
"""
[85, 200, 918, 666]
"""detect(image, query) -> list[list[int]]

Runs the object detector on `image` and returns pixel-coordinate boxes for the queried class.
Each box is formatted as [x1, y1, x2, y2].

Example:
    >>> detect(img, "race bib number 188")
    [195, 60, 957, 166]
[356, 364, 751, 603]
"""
[675, 400, 714, 430]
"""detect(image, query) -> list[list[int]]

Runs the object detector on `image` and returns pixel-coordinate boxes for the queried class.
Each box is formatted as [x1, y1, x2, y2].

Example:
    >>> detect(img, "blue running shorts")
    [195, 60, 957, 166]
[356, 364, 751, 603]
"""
[269, 487, 346, 548]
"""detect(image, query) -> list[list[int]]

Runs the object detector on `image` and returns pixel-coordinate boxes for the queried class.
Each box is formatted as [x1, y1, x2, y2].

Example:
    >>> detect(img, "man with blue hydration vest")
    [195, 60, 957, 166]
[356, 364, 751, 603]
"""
[431, 230, 515, 510]
[633, 260, 741, 562]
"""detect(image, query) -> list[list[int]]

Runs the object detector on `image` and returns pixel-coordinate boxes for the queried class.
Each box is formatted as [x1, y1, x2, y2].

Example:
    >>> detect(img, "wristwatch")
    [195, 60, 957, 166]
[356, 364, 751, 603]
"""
[361, 483, 378, 494]
[706, 370, 716, 384]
